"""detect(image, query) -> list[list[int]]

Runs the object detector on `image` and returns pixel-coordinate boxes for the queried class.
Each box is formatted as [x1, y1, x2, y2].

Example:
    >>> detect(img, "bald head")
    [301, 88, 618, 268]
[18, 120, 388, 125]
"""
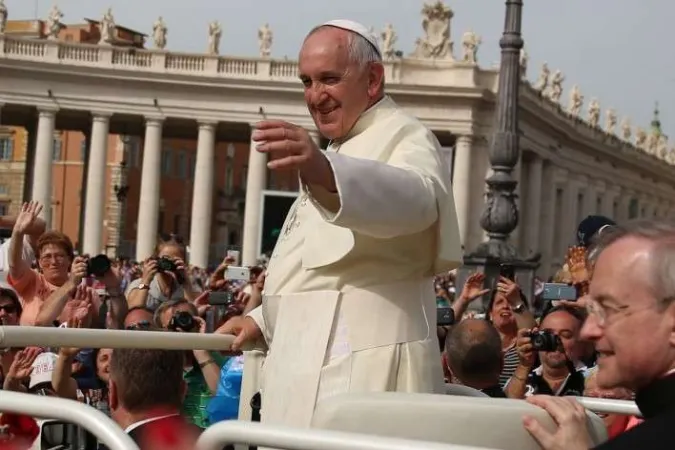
[445, 319, 503, 386]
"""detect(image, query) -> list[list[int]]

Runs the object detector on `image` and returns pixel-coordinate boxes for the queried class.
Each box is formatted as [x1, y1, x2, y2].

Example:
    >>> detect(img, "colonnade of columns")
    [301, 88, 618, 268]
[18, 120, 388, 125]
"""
[450, 132, 675, 277]
[23, 108, 225, 267]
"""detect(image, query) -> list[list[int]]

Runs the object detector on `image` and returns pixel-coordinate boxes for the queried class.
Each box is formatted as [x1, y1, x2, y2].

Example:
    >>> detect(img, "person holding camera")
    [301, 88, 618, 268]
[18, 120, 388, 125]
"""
[154, 298, 224, 429]
[35, 252, 126, 329]
[125, 234, 197, 311]
[505, 305, 586, 399]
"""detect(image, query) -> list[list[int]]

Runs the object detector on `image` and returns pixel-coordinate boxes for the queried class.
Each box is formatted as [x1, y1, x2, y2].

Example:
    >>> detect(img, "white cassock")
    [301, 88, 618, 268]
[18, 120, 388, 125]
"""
[247, 95, 462, 428]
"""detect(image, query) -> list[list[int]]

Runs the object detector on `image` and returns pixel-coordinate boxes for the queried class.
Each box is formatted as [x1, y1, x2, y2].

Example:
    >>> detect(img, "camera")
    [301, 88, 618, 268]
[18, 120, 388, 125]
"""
[155, 256, 177, 273]
[168, 311, 196, 332]
[528, 330, 561, 352]
[87, 254, 111, 277]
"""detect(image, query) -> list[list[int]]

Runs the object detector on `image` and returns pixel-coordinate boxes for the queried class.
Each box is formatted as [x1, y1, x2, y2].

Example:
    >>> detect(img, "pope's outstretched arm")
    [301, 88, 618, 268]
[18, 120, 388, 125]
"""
[307, 127, 445, 239]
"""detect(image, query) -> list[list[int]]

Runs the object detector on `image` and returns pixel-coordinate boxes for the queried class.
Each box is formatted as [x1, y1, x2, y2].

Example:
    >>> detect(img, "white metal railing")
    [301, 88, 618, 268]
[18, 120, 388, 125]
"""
[576, 397, 641, 417]
[197, 421, 497, 450]
[0, 391, 138, 450]
[0, 326, 239, 351]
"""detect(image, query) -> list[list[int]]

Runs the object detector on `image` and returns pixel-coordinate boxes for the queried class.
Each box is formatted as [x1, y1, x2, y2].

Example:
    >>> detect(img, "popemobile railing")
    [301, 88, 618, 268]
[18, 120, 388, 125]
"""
[0, 325, 643, 450]
[196, 421, 497, 450]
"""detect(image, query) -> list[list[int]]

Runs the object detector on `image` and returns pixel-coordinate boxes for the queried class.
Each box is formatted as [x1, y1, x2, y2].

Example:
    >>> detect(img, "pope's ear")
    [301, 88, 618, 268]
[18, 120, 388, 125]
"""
[367, 63, 385, 97]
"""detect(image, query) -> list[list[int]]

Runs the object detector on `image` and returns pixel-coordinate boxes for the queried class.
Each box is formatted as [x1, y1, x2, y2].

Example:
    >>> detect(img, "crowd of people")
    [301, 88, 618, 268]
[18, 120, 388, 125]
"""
[1, 16, 673, 450]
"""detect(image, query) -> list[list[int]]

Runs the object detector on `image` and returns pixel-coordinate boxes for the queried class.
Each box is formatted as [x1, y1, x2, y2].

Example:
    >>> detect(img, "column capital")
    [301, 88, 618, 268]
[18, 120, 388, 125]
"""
[144, 116, 164, 126]
[197, 120, 218, 129]
[455, 134, 473, 145]
[91, 111, 112, 120]
[37, 107, 58, 118]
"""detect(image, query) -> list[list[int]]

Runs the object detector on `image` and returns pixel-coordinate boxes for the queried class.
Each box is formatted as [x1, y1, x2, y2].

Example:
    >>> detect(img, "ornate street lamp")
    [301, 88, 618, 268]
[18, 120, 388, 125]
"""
[458, 0, 539, 309]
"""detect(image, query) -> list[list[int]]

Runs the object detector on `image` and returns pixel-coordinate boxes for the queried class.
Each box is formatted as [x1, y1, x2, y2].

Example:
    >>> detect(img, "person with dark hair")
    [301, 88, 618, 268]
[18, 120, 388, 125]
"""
[445, 319, 506, 397]
[505, 305, 586, 399]
[577, 215, 616, 248]
[108, 348, 200, 449]
[125, 234, 198, 311]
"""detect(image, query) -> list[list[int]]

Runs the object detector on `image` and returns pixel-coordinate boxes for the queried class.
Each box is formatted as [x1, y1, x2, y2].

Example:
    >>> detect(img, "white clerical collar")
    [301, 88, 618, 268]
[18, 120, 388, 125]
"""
[332, 95, 395, 146]
[124, 413, 179, 433]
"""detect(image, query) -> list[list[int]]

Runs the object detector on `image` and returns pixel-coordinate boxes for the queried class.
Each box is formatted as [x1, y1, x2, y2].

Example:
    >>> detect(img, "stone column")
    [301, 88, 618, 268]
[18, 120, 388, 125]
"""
[82, 113, 110, 255]
[241, 127, 268, 266]
[581, 179, 597, 217]
[32, 108, 58, 226]
[617, 189, 632, 222]
[189, 121, 217, 268]
[538, 162, 557, 278]
[521, 155, 543, 256]
[599, 183, 616, 218]
[452, 135, 473, 249]
[560, 176, 579, 253]
[135, 117, 164, 261]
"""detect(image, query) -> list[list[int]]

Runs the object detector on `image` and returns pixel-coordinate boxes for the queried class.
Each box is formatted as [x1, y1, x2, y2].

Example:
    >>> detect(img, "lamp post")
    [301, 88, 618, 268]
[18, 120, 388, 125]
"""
[459, 0, 539, 308]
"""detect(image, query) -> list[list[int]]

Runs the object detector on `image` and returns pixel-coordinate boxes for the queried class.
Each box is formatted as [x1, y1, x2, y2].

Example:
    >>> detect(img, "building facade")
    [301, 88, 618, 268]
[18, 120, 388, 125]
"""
[0, 2, 673, 276]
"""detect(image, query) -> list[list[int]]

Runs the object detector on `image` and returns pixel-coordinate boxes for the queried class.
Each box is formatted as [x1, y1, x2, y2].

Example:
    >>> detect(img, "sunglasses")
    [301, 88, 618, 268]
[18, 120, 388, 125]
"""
[0, 304, 17, 314]
[125, 320, 152, 331]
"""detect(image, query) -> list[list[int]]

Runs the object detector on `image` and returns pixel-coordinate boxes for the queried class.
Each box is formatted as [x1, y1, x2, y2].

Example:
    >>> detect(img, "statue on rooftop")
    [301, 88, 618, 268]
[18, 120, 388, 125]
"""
[568, 85, 584, 117]
[519, 47, 528, 79]
[587, 98, 600, 128]
[635, 128, 647, 149]
[461, 30, 481, 63]
[412, 1, 454, 60]
[258, 23, 273, 58]
[620, 117, 632, 141]
[208, 21, 222, 55]
[381, 23, 398, 60]
[534, 63, 549, 94]
[99, 8, 116, 45]
[604, 108, 617, 134]
[0, 0, 9, 34]
[548, 70, 564, 103]
[153, 16, 167, 49]
[46, 5, 63, 40]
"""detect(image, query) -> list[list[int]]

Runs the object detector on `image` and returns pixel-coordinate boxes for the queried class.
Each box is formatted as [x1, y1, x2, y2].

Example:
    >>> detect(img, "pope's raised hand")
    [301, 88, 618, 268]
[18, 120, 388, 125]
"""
[252, 120, 320, 170]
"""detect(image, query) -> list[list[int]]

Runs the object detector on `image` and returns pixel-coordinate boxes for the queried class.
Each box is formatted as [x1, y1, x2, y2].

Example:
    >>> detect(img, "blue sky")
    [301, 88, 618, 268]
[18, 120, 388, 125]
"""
[8, 0, 674, 137]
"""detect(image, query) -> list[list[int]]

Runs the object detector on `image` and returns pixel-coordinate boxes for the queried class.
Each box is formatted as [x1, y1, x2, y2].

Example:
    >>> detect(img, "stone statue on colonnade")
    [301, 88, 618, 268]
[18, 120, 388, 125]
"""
[99, 8, 116, 45]
[0, 0, 7, 34]
[568, 85, 583, 117]
[380, 23, 398, 60]
[46, 5, 63, 40]
[635, 127, 647, 149]
[153, 16, 168, 49]
[412, 0, 454, 59]
[461, 29, 481, 63]
[604, 108, 617, 134]
[208, 21, 222, 55]
[587, 98, 600, 128]
[620, 117, 632, 141]
[519, 47, 528, 79]
[534, 63, 549, 93]
[547, 70, 564, 103]
[258, 23, 273, 58]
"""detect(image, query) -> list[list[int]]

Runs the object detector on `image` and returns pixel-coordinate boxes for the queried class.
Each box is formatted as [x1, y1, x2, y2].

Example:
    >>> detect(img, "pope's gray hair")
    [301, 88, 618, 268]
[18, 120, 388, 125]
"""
[308, 25, 383, 67]
[590, 219, 675, 308]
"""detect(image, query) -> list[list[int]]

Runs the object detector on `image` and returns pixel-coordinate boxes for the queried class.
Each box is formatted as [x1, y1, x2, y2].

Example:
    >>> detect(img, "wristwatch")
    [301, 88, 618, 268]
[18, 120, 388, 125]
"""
[512, 303, 526, 313]
[137, 283, 150, 291]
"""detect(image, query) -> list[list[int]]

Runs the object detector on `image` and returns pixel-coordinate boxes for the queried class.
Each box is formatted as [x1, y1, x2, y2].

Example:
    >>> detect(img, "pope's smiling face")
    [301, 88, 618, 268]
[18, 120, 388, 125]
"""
[298, 26, 383, 140]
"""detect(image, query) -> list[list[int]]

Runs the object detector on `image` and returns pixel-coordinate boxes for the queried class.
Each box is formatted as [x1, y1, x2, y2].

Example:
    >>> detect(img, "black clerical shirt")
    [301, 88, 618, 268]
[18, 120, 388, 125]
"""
[594, 371, 675, 449]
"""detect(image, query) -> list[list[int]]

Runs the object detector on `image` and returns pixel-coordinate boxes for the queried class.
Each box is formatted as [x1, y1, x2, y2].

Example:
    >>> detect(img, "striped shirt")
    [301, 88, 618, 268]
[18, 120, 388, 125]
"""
[499, 344, 519, 388]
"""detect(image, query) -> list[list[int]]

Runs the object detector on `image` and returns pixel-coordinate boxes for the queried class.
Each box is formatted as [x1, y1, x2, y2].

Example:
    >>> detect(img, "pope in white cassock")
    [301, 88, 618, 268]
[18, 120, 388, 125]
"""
[226, 19, 462, 428]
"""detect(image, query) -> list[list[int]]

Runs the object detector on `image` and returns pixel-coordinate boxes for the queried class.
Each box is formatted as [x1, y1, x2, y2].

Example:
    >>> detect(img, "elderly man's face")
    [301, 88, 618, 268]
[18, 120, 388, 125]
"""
[299, 27, 381, 140]
[583, 236, 675, 391]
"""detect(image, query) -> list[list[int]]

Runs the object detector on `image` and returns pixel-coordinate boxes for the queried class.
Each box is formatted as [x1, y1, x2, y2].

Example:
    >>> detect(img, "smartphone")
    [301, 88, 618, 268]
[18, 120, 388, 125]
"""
[226, 250, 240, 265]
[208, 291, 234, 306]
[437, 307, 455, 326]
[500, 264, 516, 281]
[541, 283, 577, 301]
[225, 266, 250, 281]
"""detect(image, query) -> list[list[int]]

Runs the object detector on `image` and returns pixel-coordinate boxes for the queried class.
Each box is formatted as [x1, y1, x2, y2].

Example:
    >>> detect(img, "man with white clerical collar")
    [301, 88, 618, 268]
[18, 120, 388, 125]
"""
[225, 19, 461, 428]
